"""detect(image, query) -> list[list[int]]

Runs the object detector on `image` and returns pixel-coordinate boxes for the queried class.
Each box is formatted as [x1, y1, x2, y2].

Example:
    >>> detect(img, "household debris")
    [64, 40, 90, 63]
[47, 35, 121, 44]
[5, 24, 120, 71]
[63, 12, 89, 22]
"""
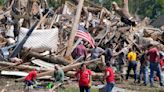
[0, 0, 163, 92]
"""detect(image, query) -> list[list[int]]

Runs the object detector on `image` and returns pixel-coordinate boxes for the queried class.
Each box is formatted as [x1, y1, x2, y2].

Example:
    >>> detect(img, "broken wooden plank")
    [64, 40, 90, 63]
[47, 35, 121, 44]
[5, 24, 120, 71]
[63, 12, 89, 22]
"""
[1, 71, 28, 77]
[27, 51, 69, 65]
[0, 0, 15, 15]
[0, 48, 31, 71]
[66, 71, 103, 80]
[31, 59, 54, 70]
[15, 58, 101, 82]
[65, 0, 84, 58]
[0, 62, 48, 71]
[34, 8, 52, 30]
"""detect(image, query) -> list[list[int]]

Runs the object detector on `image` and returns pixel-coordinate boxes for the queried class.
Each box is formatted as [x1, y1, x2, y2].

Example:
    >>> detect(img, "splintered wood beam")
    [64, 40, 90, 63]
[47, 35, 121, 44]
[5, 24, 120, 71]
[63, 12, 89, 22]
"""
[34, 8, 51, 30]
[65, 0, 84, 58]
[0, 62, 48, 71]
[15, 58, 101, 82]
[27, 51, 70, 65]
[0, 0, 15, 15]
[66, 71, 103, 80]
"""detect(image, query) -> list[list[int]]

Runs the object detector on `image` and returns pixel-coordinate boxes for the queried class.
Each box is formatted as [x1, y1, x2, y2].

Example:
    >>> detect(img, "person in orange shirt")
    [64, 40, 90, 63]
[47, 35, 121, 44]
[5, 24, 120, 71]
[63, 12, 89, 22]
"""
[126, 48, 137, 82]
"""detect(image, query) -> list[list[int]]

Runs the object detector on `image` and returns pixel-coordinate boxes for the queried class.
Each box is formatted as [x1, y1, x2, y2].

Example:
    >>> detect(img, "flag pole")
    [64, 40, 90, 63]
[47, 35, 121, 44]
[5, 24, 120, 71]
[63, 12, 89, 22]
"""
[65, 0, 84, 59]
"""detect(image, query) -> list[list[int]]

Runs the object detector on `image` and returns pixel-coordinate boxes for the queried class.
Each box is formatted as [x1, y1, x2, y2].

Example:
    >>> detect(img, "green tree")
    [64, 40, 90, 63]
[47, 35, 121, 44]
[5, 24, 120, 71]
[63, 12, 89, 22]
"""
[0, 0, 5, 5]
[91, 0, 164, 19]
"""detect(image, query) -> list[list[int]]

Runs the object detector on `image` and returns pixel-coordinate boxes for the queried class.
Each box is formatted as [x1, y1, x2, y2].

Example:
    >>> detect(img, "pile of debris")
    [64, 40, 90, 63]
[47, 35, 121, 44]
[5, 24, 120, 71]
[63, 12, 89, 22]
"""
[0, 0, 163, 91]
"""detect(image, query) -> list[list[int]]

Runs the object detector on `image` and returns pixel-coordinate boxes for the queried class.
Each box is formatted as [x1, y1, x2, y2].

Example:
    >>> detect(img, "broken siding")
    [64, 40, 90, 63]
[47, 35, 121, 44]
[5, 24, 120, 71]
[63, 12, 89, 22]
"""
[7, 27, 59, 52]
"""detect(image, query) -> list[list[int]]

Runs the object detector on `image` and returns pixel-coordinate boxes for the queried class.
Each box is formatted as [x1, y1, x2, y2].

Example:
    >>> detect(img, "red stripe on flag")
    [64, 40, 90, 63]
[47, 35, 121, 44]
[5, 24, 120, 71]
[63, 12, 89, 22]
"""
[75, 30, 95, 47]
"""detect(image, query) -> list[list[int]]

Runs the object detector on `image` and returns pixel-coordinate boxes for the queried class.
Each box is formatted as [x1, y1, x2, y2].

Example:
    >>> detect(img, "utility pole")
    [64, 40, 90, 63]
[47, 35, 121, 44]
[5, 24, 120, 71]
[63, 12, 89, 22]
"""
[65, 0, 84, 59]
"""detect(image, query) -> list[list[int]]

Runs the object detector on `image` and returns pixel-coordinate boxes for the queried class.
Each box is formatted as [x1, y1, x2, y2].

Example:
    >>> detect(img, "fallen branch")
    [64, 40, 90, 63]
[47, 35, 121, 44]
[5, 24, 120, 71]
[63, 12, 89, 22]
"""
[27, 51, 69, 66]
[0, 0, 15, 15]
[66, 71, 103, 80]
[15, 58, 101, 82]
[0, 62, 48, 71]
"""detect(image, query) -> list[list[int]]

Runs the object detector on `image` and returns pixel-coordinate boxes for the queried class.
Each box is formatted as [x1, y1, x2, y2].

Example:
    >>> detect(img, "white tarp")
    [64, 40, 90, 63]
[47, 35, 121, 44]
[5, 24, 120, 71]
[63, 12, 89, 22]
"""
[6, 27, 59, 51]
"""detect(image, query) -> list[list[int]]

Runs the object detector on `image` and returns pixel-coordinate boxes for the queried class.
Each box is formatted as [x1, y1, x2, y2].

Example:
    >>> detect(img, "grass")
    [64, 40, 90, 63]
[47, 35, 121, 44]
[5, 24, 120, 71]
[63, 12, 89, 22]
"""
[57, 86, 99, 92]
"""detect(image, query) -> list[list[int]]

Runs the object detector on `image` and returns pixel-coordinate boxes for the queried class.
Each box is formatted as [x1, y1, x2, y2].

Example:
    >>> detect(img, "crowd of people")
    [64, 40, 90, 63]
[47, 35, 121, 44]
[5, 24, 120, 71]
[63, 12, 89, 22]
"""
[72, 42, 164, 92]
[23, 41, 164, 92]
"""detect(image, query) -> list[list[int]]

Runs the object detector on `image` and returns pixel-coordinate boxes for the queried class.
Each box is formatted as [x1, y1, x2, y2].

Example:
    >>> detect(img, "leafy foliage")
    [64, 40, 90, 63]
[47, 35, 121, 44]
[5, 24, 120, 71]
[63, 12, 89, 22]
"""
[91, 0, 164, 19]
[137, 0, 164, 19]
[0, 0, 5, 5]
[48, 0, 62, 9]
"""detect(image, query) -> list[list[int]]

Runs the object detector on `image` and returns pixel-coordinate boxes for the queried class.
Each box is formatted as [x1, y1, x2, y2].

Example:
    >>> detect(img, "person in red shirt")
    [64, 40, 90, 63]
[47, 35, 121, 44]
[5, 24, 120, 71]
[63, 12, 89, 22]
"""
[159, 58, 164, 69]
[75, 63, 92, 92]
[24, 69, 38, 87]
[72, 41, 87, 62]
[159, 51, 164, 69]
[147, 45, 163, 87]
[104, 63, 115, 92]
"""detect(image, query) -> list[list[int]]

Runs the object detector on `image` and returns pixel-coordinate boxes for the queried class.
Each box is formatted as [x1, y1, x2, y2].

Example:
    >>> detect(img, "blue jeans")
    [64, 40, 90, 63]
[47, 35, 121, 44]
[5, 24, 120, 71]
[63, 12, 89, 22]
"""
[80, 86, 90, 92]
[24, 80, 35, 86]
[149, 62, 163, 86]
[105, 82, 114, 92]
[126, 61, 137, 81]
[138, 66, 149, 85]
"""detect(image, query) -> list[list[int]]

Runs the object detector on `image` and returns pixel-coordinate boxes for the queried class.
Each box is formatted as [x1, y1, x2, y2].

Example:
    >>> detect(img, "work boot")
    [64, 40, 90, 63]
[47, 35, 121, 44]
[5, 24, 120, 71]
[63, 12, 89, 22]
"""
[150, 84, 154, 87]
[134, 80, 137, 83]
[137, 80, 141, 84]
[160, 83, 163, 86]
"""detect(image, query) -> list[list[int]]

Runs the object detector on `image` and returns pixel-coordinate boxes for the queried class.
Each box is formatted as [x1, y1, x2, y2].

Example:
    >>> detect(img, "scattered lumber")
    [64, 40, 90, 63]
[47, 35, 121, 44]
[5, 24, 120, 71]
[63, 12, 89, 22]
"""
[0, 0, 164, 91]
[0, 0, 15, 15]
[66, 71, 103, 80]
[65, 0, 84, 58]
[31, 59, 54, 70]
[15, 58, 101, 82]
[1, 71, 28, 77]
[0, 62, 48, 71]
[27, 51, 69, 66]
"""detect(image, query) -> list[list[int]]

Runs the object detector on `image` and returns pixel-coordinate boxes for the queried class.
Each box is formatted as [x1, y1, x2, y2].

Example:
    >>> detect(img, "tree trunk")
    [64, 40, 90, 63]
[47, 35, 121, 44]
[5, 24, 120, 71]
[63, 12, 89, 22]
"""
[15, 58, 101, 82]
[66, 71, 103, 80]
[27, 51, 70, 66]
[0, 62, 48, 71]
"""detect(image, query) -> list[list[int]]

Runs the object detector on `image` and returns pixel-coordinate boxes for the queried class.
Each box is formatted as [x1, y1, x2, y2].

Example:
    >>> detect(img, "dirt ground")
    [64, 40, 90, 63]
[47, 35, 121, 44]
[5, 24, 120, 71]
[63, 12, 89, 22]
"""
[0, 76, 24, 92]
[116, 79, 164, 92]
[1, 76, 164, 92]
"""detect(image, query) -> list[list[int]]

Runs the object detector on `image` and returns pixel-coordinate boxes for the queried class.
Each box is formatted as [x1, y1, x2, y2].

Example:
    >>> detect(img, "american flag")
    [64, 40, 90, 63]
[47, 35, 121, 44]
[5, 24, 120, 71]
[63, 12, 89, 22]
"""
[75, 25, 95, 48]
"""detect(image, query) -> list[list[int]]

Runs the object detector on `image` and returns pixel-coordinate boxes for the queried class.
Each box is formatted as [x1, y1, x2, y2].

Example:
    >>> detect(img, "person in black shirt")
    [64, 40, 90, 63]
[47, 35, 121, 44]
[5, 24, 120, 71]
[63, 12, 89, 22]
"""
[138, 50, 149, 86]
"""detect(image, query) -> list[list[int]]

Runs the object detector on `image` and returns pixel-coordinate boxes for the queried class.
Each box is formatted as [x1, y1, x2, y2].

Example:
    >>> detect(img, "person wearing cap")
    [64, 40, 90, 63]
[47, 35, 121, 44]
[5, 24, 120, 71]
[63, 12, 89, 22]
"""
[103, 63, 115, 92]
[147, 45, 163, 87]
[24, 68, 38, 89]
